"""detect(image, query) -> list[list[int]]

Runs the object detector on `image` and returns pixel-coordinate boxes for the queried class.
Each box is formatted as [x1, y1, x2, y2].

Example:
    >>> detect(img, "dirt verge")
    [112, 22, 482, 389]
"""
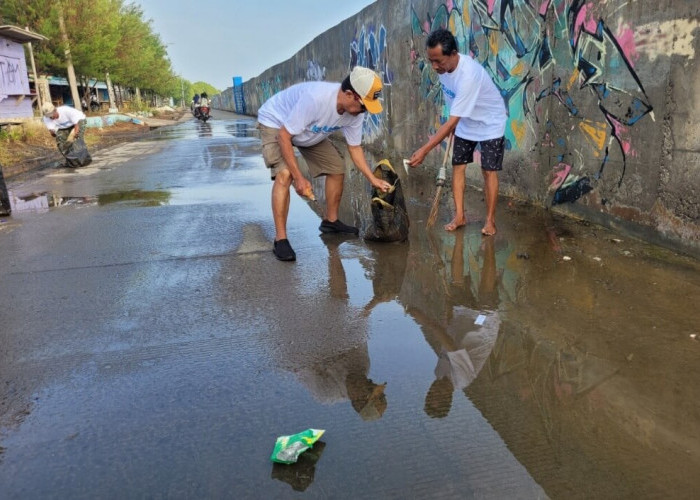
[0, 109, 187, 178]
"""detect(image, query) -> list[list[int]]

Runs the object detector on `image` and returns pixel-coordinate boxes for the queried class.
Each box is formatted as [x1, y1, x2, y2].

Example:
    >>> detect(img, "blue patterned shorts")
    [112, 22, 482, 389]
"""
[452, 136, 505, 171]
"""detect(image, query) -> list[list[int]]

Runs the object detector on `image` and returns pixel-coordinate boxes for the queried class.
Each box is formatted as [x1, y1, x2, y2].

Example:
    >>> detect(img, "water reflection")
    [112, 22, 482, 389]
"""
[225, 121, 255, 138]
[8, 191, 97, 212]
[270, 441, 326, 492]
[6, 189, 172, 212]
[299, 234, 388, 421]
[360, 240, 410, 315]
[405, 232, 503, 418]
[98, 189, 171, 207]
[197, 122, 213, 138]
[219, 226, 387, 422]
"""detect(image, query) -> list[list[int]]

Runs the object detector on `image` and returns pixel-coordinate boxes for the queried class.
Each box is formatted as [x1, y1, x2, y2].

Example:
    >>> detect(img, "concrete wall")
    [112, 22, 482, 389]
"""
[213, 0, 700, 254]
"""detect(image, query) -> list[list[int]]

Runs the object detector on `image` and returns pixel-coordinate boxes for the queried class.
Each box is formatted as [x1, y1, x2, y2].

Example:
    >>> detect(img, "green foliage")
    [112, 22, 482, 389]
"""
[0, 0, 181, 99]
[191, 81, 220, 98]
[173, 79, 220, 107]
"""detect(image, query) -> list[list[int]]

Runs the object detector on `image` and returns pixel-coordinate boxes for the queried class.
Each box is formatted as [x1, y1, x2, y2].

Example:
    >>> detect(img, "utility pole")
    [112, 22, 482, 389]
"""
[25, 26, 43, 112]
[181, 78, 185, 109]
[56, 2, 81, 108]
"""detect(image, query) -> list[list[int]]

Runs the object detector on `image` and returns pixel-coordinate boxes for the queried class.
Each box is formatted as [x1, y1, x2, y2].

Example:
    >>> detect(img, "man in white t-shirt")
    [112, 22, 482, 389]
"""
[257, 66, 392, 262]
[41, 102, 91, 167]
[407, 29, 507, 236]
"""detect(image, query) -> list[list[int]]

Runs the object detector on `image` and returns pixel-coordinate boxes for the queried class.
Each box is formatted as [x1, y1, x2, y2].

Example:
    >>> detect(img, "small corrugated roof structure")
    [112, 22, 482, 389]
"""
[0, 25, 48, 43]
[46, 76, 108, 90]
[0, 25, 48, 123]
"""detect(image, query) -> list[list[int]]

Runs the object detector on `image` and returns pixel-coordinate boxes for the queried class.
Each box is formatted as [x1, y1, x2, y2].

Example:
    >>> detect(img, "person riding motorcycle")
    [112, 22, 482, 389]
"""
[191, 93, 200, 113]
[194, 92, 210, 120]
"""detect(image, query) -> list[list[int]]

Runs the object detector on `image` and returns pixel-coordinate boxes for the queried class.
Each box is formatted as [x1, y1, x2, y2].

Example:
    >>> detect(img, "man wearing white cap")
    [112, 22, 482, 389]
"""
[41, 102, 91, 167]
[257, 66, 391, 262]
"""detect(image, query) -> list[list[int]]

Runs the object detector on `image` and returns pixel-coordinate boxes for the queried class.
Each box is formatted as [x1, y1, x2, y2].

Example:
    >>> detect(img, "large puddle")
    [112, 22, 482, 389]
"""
[1, 114, 699, 497]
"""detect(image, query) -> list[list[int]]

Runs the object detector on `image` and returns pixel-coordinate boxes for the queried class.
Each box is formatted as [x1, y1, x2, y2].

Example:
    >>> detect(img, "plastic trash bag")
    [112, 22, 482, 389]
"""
[56, 127, 92, 168]
[63, 136, 92, 167]
[364, 159, 409, 242]
[0, 166, 11, 216]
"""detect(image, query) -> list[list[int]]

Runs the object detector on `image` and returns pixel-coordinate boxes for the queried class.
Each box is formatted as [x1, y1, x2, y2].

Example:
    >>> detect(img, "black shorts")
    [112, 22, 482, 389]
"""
[452, 136, 505, 171]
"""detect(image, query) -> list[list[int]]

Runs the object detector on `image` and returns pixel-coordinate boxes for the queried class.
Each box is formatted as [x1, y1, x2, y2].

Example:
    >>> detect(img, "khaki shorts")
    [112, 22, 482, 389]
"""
[258, 123, 345, 179]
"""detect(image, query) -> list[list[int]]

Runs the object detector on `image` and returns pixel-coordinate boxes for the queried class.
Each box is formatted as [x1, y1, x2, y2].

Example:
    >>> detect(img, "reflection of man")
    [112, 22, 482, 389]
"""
[297, 343, 387, 422]
[41, 102, 91, 168]
[295, 237, 387, 421]
[361, 240, 410, 315]
[421, 308, 500, 419]
[414, 233, 502, 418]
[407, 29, 507, 236]
[257, 66, 391, 262]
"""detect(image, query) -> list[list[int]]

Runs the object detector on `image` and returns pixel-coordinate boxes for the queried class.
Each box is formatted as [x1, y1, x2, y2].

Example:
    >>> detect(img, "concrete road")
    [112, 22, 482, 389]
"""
[0, 110, 698, 498]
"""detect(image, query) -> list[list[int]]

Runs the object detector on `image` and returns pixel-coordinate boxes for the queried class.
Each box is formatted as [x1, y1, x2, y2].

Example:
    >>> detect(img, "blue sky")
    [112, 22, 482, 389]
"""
[137, 0, 377, 91]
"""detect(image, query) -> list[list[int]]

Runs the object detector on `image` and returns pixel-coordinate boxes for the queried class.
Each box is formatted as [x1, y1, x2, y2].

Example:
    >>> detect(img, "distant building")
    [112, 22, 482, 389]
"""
[43, 76, 110, 109]
[0, 25, 47, 123]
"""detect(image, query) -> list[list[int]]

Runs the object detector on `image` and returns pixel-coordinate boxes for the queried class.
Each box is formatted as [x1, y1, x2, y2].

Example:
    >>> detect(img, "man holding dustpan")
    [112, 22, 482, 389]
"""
[407, 29, 507, 236]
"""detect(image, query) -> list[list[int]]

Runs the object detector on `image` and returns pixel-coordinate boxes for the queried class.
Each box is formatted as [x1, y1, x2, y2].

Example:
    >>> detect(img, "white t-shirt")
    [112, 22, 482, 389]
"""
[257, 81, 364, 147]
[439, 54, 507, 141]
[42, 106, 86, 132]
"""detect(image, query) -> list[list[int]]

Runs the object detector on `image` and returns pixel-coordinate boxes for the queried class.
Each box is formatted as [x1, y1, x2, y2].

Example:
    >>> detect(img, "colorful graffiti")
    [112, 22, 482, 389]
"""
[411, 0, 654, 205]
[259, 75, 284, 104]
[306, 60, 326, 81]
[350, 24, 393, 142]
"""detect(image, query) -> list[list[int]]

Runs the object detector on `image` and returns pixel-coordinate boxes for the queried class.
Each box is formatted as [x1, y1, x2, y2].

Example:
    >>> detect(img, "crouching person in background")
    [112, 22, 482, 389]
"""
[41, 102, 92, 168]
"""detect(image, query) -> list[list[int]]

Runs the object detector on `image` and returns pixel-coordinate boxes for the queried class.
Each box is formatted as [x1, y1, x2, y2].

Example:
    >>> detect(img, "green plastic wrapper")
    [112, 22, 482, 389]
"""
[270, 428, 325, 464]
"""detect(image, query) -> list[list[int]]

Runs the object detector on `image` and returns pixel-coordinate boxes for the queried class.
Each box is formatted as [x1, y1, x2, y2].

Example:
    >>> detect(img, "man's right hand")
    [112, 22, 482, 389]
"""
[292, 176, 312, 199]
[407, 146, 428, 167]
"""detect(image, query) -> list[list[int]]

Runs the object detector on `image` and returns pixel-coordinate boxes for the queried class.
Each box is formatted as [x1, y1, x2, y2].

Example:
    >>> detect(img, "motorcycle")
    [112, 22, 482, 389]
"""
[193, 104, 210, 122]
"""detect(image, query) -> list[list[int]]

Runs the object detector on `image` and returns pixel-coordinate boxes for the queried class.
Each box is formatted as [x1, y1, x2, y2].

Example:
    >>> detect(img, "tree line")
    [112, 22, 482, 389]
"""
[0, 0, 216, 106]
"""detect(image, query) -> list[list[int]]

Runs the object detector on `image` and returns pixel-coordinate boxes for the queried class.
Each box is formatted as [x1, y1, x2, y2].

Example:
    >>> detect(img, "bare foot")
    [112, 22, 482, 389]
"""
[445, 216, 466, 231]
[481, 221, 497, 236]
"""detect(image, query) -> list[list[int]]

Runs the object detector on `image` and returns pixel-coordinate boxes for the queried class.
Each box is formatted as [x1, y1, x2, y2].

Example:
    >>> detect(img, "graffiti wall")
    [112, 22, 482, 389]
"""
[214, 0, 700, 251]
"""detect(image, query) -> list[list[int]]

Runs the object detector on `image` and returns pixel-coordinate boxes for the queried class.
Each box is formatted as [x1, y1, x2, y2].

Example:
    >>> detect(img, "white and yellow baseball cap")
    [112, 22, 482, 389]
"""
[349, 66, 383, 114]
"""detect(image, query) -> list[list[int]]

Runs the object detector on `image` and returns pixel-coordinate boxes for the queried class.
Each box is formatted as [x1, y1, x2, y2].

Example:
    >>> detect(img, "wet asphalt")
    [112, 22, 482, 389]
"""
[0, 110, 699, 499]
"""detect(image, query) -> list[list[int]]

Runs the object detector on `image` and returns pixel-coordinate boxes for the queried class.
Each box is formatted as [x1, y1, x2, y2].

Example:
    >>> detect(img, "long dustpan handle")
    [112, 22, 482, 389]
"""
[442, 133, 454, 167]
[436, 132, 454, 185]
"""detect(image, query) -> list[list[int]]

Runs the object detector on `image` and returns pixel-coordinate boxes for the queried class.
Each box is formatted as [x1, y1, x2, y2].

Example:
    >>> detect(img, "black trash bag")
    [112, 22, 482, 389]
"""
[56, 127, 92, 168]
[63, 136, 92, 167]
[0, 165, 11, 216]
[363, 159, 409, 243]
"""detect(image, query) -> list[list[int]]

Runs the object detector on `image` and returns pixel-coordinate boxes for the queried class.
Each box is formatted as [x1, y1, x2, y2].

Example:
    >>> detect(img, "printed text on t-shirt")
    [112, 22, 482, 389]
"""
[441, 84, 456, 99]
[310, 125, 342, 134]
